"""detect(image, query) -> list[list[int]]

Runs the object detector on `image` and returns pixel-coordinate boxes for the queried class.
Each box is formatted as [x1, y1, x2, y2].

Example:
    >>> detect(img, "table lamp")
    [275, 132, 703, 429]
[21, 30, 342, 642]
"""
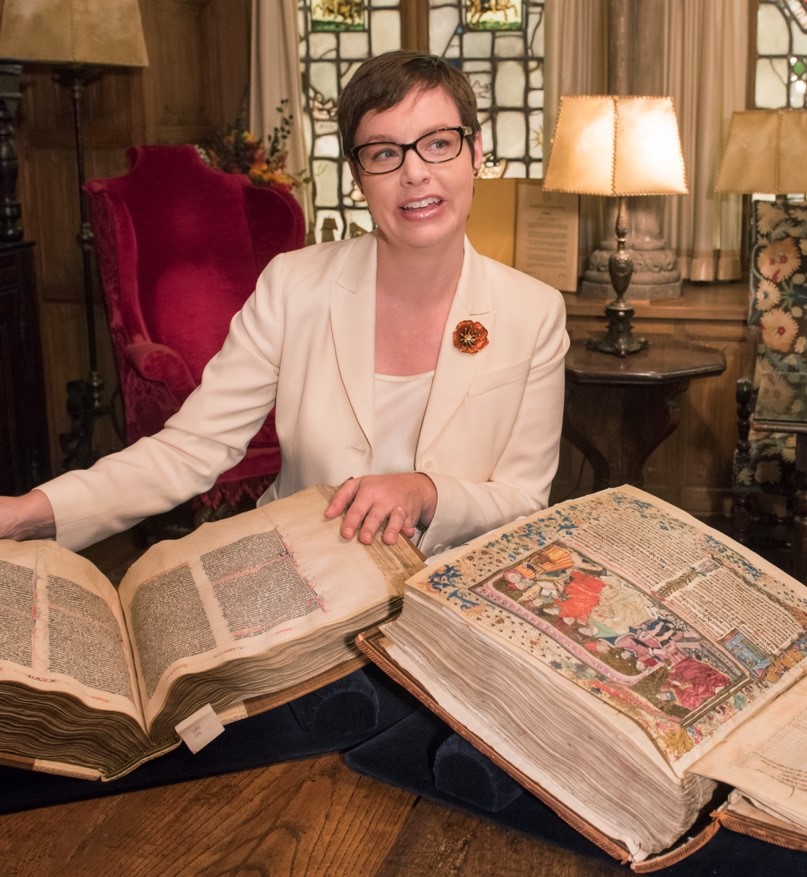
[714, 108, 807, 201]
[0, 0, 148, 468]
[543, 95, 688, 357]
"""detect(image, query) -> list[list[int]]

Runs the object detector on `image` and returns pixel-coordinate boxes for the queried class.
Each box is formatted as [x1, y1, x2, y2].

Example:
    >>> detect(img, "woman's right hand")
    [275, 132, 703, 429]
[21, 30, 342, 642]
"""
[0, 490, 56, 541]
[324, 472, 438, 546]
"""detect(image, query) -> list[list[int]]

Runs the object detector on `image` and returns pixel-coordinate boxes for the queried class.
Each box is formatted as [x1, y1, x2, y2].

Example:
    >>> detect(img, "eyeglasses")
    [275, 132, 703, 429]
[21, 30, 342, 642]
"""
[351, 126, 473, 175]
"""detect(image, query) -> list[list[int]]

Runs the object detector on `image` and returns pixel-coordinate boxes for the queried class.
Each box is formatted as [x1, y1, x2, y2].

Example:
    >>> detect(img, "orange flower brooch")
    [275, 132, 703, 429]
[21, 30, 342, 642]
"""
[452, 320, 489, 354]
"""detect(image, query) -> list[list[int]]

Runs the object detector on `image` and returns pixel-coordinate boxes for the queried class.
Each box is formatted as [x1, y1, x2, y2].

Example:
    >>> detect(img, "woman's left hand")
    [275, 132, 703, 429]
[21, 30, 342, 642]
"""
[324, 472, 437, 545]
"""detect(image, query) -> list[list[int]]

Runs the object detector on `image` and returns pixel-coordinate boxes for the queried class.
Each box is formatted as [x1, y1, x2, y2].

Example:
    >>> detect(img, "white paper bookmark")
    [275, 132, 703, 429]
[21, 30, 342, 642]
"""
[175, 703, 225, 754]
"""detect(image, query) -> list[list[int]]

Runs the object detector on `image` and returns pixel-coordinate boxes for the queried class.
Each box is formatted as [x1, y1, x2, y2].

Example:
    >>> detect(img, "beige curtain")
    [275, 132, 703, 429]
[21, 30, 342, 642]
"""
[663, 0, 749, 281]
[250, 0, 312, 227]
[544, 0, 609, 141]
[544, 0, 609, 267]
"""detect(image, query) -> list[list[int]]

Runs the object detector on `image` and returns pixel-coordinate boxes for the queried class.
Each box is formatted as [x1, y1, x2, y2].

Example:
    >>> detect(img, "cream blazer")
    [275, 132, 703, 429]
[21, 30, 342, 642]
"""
[42, 233, 569, 556]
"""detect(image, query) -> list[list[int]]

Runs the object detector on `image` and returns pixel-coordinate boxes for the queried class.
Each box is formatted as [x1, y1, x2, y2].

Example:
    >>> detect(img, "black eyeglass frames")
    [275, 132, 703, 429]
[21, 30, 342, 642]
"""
[350, 126, 474, 175]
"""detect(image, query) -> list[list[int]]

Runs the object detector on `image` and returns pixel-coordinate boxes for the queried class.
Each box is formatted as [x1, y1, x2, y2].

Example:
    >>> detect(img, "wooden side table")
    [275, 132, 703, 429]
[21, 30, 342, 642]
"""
[563, 338, 726, 492]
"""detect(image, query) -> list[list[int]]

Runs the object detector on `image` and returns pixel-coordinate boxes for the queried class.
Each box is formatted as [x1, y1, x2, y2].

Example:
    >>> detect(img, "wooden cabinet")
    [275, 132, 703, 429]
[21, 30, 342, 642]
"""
[0, 242, 50, 494]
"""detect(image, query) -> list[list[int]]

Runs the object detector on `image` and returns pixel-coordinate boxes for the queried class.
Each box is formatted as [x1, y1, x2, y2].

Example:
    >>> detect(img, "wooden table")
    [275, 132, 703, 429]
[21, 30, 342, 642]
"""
[753, 372, 807, 585]
[563, 337, 726, 491]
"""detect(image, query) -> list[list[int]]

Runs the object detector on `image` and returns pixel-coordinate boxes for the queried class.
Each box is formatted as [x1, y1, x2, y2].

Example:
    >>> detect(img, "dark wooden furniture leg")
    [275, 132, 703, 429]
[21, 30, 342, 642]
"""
[563, 381, 687, 490]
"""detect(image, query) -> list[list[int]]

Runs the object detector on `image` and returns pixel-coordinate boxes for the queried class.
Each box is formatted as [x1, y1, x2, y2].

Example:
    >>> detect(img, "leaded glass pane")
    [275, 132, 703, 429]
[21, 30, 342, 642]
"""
[431, 0, 546, 180]
[299, 0, 390, 239]
[756, 0, 807, 107]
[340, 31, 371, 55]
[370, 9, 401, 52]
[758, 3, 790, 52]
[756, 57, 791, 106]
[495, 110, 527, 158]
[430, 5, 459, 47]
[312, 158, 338, 202]
[491, 33, 526, 58]
[495, 60, 526, 105]
[463, 31, 493, 56]
[313, 131, 340, 158]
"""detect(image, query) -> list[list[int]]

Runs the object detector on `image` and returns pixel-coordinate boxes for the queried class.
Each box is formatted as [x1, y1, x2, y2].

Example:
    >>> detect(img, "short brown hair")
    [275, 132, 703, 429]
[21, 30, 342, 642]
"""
[337, 51, 481, 156]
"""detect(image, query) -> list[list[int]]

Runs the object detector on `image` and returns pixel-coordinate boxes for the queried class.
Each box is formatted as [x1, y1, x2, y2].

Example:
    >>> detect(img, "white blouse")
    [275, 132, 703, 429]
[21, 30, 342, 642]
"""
[373, 371, 434, 474]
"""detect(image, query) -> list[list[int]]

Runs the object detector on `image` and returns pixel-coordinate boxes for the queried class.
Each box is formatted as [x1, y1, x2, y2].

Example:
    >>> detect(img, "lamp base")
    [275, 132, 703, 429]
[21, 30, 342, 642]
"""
[58, 373, 123, 470]
[586, 300, 649, 358]
[59, 378, 99, 470]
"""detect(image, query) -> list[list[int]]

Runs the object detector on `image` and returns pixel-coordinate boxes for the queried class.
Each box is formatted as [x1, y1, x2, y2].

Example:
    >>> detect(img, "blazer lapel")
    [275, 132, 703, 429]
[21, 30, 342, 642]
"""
[418, 241, 493, 454]
[330, 233, 377, 447]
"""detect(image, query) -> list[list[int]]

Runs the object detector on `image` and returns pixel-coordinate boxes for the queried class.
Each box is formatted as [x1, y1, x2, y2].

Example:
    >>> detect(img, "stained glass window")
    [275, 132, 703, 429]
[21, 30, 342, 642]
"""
[430, 1, 545, 180]
[755, 0, 807, 107]
[297, 0, 545, 240]
[297, 0, 400, 240]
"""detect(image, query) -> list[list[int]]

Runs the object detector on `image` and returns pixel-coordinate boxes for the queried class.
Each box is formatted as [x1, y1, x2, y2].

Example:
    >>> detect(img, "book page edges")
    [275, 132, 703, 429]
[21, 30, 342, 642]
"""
[630, 821, 721, 872]
[356, 627, 723, 872]
[222, 654, 369, 721]
[356, 628, 630, 865]
[0, 653, 368, 783]
[0, 751, 105, 780]
[0, 738, 180, 782]
[713, 799, 807, 853]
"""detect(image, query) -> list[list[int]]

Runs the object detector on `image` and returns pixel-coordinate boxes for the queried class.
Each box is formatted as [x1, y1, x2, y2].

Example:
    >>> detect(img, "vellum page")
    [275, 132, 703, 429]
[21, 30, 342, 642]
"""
[408, 486, 807, 775]
[693, 674, 807, 829]
[118, 485, 421, 731]
[0, 538, 144, 727]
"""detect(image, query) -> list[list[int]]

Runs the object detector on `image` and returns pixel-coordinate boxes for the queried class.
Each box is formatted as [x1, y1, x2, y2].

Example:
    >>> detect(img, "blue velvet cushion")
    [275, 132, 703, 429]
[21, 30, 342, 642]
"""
[432, 733, 523, 812]
[288, 669, 380, 737]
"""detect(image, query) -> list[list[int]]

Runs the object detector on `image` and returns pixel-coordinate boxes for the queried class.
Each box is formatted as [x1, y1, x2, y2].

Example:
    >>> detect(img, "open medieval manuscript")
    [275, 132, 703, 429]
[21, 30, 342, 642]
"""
[358, 486, 807, 870]
[0, 485, 423, 780]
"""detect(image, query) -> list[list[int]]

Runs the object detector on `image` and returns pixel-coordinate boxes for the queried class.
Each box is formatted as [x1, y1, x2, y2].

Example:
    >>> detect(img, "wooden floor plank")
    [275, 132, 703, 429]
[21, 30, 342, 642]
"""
[373, 797, 622, 877]
[0, 755, 624, 877]
[0, 755, 421, 877]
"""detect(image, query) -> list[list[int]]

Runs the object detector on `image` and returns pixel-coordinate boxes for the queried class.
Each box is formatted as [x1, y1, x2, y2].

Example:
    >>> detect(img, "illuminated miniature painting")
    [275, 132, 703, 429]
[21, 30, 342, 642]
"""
[310, 0, 366, 32]
[463, 0, 523, 31]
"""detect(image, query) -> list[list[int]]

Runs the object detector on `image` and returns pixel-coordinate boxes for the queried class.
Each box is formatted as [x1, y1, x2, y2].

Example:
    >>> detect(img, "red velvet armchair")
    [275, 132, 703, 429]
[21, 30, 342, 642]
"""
[84, 145, 305, 515]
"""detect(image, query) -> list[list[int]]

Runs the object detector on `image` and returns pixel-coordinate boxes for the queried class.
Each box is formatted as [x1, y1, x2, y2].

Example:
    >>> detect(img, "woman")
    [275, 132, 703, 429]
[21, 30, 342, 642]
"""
[0, 51, 568, 557]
